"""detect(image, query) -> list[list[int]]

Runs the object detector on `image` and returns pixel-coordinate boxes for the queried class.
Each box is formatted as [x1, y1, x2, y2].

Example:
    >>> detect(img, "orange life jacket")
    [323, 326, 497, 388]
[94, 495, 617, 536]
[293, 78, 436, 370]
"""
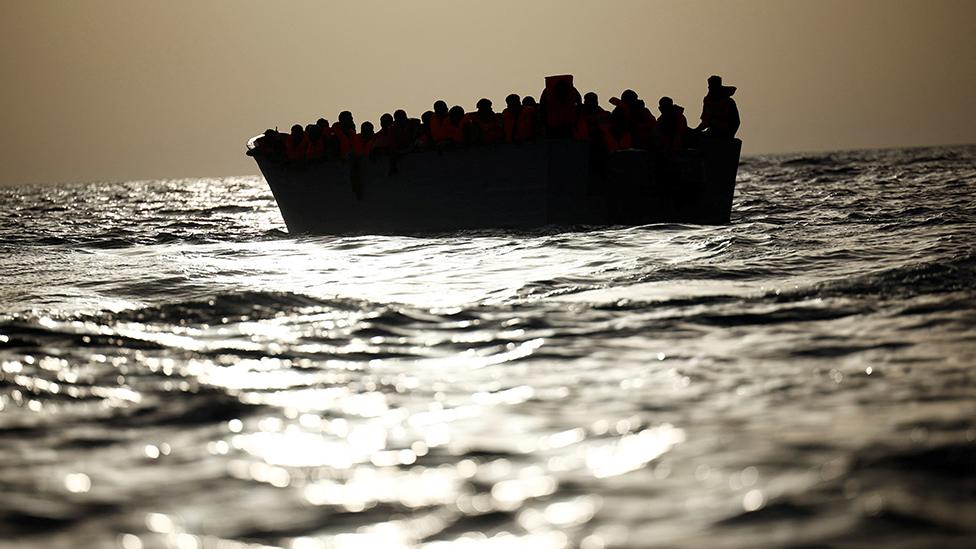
[430, 114, 453, 143]
[633, 107, 657, 148]
[657, 106, 688, 153]
[701, 94, 736, 134]
[352, 134, 374, 156]
[331, 123, 357, 158]
[306, 137, 326, 160]
[503, 107, 535, 142]
[475, 113, 504, 144]
[284, 134, 308, 161]
[543, 74, 580, 130]
[602, 127, 633, 152]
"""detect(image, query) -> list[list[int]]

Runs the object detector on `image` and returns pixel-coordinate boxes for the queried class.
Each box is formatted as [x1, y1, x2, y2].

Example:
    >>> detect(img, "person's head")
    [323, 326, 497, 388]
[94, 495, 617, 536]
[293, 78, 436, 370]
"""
[621, 89, 638, 104]
[338, 111, 353, 128]
[421, 110, 433, 125]
[708, 75, 722, 90]
[583, 92, 599, 107]
[361, 121, 374, 137]
[658, 96, 674, 114]
[263, 129, 277, 138]
[505, 94, 521, 110]
[380, 113, 393, 129]
[449, 105, 464, 122]
[522, 95, 537, 107]
[476, 98, 493, 114]
[316, 118, 329, 129]
[290, 124, 303, 136]
[394, 109, 408, 124]
[433, 100, 448, 116]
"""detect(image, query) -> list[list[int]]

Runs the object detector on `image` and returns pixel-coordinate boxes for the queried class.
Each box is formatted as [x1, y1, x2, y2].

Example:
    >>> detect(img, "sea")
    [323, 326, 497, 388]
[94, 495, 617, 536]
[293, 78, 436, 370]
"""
[1, 145, 974, 549]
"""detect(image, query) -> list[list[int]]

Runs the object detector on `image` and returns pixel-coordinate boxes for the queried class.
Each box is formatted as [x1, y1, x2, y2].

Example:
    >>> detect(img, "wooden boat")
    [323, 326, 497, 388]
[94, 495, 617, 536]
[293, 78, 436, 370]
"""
[250, 137, 741, 234]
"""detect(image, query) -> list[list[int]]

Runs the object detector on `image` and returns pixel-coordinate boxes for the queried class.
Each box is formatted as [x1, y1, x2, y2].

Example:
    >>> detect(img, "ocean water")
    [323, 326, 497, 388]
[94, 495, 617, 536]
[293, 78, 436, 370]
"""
[1, 145, 974, 548]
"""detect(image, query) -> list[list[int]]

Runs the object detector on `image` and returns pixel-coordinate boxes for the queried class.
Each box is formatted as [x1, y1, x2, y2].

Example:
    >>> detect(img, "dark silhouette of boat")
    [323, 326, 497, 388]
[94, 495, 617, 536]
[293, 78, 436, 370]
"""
[250, 137, 741, 234]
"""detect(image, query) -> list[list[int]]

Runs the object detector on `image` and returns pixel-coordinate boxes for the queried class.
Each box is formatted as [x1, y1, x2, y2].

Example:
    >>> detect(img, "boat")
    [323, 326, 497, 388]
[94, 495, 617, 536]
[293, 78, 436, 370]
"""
[250, 136, 741, 235]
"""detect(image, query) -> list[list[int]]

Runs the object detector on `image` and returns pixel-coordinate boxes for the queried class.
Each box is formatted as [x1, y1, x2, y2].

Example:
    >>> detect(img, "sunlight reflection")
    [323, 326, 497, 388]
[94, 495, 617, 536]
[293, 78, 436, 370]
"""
[586, 425, 686, 479]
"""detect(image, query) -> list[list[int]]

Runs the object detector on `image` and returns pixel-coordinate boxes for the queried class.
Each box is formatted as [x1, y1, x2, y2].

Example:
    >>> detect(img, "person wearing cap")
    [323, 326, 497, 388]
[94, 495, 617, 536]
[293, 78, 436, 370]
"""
[696, 75, 740, 139]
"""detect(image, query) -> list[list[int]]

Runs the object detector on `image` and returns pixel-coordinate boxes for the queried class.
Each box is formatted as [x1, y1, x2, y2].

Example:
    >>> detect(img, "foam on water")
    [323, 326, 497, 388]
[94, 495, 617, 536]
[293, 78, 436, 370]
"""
[1, 146, 975, 548]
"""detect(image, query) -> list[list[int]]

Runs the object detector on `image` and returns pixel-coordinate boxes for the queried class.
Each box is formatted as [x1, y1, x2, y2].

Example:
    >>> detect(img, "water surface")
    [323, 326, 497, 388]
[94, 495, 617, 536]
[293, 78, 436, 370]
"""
[1, 146, 975, 548]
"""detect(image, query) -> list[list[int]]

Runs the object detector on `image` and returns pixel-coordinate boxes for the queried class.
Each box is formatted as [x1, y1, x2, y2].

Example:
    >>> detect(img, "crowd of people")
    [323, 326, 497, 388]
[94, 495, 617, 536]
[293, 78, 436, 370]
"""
[247, 75, 739, 164]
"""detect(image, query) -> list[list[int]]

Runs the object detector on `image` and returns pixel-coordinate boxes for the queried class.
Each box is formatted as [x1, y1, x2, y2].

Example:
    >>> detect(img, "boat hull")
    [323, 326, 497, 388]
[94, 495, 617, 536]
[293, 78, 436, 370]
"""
[254, 138, 740, 234]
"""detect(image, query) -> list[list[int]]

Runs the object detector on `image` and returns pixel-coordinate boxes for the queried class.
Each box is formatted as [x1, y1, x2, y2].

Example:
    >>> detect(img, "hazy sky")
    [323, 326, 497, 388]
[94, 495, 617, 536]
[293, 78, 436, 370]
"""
[1, 0, 974, 186]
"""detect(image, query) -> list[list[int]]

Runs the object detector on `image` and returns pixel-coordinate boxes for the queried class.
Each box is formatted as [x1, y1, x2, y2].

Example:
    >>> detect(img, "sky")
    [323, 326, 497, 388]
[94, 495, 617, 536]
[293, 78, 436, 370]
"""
[1, 0, 974, 186]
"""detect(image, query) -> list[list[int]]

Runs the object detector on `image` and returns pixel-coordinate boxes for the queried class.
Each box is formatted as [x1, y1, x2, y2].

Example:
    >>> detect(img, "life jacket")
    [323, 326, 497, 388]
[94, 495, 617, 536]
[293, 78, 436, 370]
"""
[657, 105, 688, 153]
[633, 107, 657, 149]
[305, 136, 326, 160]
[352, 134, 374, 156]
[284, 134, 308, 161]
[474, 113, 504, 144]
[601, 126, 633, 153]
[575, 108, 609, 141]
[701, 92, 738, 135]
[448, 119, 465, 143]
[503, 107, 534, 142]
[430, 114, 453, 143]
[543, 74, 580, 130]
[331, 123, 357, 158]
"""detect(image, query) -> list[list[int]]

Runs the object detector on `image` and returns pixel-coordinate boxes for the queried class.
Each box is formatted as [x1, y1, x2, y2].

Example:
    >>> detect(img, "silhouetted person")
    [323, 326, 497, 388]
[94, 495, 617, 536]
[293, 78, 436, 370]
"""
[430, 100, 452, 144]
[540, 75, 581, 137]
[502, 93, 534, 143]
[355, 121, 375, 156]
[602, 107, 633, 152]
[447, 105, 466, 145]
[393, 109, 420, 150]
[469, 98, 503, 144]
[305, 124, 326, 160]
[373, 113, 395, 154]
[248, 129, 283, 159]
[284, 124, 307, 162]
[697, 75, 739, 138]
[576, 92, 609, 141]
[608, 89, 655, 147]
[332, 111, 357, 158]
[417, 110, 434, 150]
[657, 96, 688, 153]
